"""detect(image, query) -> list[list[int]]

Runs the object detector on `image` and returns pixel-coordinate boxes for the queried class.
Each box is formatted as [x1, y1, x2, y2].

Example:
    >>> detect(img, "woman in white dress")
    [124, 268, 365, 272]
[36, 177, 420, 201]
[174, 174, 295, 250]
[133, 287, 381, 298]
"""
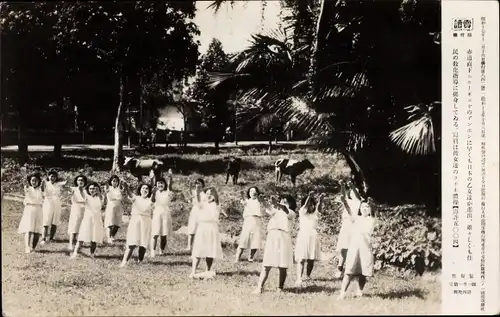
[234, 186, 265, 263]
[67, 174, 88, 251]
[190, 187, 227, 279]
[104, 175, 125, 244]
[186, 178, 206, 251]
[295, 191, 326, 285]
[150, 170, 174, 257]
[41, 170, 67, 244]
[253, 195, 297, 294]
[335, 179, 363, 279]
[120, 183, 154, 267]
[18, 173, 44, 253]
[338, 182, 376, 299]
[71, 182, 105, 258]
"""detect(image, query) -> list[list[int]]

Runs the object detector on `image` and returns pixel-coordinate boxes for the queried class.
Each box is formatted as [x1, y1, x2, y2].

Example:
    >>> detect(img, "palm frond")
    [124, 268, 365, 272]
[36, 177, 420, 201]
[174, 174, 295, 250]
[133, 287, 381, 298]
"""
[389, 113, 436, 155]
[207, 0, 234, 13]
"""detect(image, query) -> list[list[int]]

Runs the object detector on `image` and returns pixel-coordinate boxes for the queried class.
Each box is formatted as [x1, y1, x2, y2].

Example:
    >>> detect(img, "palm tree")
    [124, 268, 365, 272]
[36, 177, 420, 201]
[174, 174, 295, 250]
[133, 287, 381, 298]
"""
[208, 0, 441, 207]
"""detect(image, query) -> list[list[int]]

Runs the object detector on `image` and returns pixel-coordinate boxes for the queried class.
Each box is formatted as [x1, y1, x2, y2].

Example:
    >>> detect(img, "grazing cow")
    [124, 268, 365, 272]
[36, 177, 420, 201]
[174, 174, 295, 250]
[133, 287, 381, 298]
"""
[123, 156, 164, 185]
[275, 158, 315, 186]
[224, 156, 242, 185]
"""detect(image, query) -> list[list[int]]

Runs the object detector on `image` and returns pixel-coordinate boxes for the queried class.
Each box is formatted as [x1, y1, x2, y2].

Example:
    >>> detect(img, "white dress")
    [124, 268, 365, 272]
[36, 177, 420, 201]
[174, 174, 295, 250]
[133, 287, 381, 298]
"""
[295, 206, 322, 261]
[344, 215, 376, 277]
[238, 199, 264, 250]
[18, 187, 44, 234]
[336, 193, 361, 252]
[188, 190, 206, 235]
[42, 182, 63, 226]
[151, 190, 173, 236]
[104, 187, 123, 228]
[191, 201, 224, 259]
[126, 196, 153, 248]
[67, 187, 86, 235]
[262, 206, 296, 268]
[77, 195, 105, 243]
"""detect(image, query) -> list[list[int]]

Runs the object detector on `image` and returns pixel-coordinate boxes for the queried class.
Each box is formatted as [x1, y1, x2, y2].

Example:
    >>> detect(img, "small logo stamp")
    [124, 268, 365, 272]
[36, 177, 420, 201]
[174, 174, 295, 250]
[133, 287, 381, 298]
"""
[452, 18, 474, 38]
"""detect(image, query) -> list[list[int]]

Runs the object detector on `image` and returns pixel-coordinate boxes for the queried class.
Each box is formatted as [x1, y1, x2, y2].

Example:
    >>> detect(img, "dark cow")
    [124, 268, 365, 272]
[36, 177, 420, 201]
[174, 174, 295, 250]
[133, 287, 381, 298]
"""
[275, 158, 315, 186]
[123, 156, 164, 185]
[224, 156, 242, 185]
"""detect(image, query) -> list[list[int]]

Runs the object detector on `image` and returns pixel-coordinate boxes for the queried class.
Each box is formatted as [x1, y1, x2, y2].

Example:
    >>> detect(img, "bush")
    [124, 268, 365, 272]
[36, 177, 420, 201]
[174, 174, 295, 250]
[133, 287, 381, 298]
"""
[371, 205, 442, 275]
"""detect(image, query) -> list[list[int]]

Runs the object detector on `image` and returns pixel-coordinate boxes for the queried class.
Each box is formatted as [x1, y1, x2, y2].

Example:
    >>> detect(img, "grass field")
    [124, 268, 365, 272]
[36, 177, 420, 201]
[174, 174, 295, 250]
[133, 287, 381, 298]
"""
[1, 147, 441, 316]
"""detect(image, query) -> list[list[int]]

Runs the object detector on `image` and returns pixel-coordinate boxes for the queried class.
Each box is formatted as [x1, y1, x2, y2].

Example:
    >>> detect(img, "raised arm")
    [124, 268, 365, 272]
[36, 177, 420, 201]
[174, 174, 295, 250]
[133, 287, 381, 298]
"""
[316, 193, 326, 213]
[166, 169, 174, 191]
[338, 180, 352, 216]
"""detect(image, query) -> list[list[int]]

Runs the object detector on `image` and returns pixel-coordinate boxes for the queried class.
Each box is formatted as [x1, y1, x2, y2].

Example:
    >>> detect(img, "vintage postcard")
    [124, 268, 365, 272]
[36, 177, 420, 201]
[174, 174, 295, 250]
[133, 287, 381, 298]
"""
[0, 0, 498, 316]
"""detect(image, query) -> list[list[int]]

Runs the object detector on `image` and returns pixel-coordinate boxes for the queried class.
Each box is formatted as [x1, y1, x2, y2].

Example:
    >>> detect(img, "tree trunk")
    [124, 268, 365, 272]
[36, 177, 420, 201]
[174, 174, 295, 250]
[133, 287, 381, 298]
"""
[53, 99, 64, 159]
[268, 138, 273, 155]
[17, 108, 28, 164]
[112, 72, 125, 172]
[307, 0, 326, 96]
[342, 150, 369, 197]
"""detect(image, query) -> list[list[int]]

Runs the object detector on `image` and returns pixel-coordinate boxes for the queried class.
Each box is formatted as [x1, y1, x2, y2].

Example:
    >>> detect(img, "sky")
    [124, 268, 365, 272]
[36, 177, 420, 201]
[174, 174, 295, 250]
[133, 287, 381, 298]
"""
[193, 1, 283, 54]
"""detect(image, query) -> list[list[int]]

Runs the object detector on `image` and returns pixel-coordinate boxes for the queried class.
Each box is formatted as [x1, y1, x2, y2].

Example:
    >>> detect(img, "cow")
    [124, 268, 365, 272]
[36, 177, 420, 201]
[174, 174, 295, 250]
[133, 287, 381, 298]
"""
[275, 158, 315, 186]
[123, 156, 164, 185]
[224, 156, 242, 185]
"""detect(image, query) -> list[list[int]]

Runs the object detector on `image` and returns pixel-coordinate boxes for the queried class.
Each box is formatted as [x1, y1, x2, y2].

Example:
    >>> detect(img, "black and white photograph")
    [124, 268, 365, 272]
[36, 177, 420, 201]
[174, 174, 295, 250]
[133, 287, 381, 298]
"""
[1, 0, 495, 315]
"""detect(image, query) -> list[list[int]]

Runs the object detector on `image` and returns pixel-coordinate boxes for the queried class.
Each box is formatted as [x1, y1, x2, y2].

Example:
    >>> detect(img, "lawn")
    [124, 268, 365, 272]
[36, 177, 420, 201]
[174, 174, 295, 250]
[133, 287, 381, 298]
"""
[1, 147, 441, 316]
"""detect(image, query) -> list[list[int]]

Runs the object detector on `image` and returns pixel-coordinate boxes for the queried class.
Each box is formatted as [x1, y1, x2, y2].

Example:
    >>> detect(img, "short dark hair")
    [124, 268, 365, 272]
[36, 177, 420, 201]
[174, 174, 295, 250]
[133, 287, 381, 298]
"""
[73, 174, 88, 187]
[135, 183, 152, 197]
[300, 196, 316, 213]
[85, 182, 101, 195]
[195, 178, 205, 187]
[47, 169, 58, 180]
[26, 173, 42, 188]
[155, 177, 167, 188]
[246, 186, 261, 199]
[107, 174, 120, 186]
[280, 194, 297, 212]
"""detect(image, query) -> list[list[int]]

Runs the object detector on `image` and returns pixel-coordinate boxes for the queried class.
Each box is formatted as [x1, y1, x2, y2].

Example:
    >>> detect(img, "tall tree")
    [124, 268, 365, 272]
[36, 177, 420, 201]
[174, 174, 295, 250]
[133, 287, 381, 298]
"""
[186, 38, 230, 153]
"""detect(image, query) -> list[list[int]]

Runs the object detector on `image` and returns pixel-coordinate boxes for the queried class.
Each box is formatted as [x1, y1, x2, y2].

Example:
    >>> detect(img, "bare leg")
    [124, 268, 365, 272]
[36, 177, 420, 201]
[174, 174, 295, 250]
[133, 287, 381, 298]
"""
[106, 226, 113, 243]
[151, 235, 158, 257]
[186, 234, 194, 251]
[32, 233, 40, 250]
[72, 233, 78, 246]
[24, 233, 31, 253]
[278, 267, 287, 291]
[71, 241, 83, 259]
[296, 260, 305, 285]
[90, 242, 97, 257]
[120, 246, 136, 267]
[191, 257, 201, 276]
[254, 266, 272, 293]
[234, 248, 244, 263]
[138, 246, 146, 262]
[249, 249, 257, 261]
[335, 249, 347, 278]
[306, 260, 315, 279]
[160, 236, 167, 254]
[42, 226, 49, 243]
[338, 274, 355, 299]
[355, 275, 367, 297]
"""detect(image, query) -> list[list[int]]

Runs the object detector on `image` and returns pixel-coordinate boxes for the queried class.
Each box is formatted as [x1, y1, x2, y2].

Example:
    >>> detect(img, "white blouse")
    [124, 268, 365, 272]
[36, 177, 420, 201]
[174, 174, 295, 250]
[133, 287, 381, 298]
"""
[24, 187, 43, 206]
[243, 199, 265, 218]
[267, 206, 296, 232]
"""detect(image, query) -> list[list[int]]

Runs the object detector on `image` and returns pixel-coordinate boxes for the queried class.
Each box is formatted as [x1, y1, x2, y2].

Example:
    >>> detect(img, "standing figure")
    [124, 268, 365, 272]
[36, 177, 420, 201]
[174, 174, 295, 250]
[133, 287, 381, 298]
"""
[253, 195, 297, 294]
[104, 175, 125, 244]
[335, 180, 361, 278]
[338, 182, 376, 299]
[41, 170, 67, 244]
[67, 174, 88, 251]
[186, 178, 206, 251]
[190, 187, 228, 279]
[18, 173, 44, 253]
[295, 191, 326, 285]
[71, 182, 105, 258]
[120, 183, 154, 267]
[234, 186, 265, 263]
[150, 170, 174, 257]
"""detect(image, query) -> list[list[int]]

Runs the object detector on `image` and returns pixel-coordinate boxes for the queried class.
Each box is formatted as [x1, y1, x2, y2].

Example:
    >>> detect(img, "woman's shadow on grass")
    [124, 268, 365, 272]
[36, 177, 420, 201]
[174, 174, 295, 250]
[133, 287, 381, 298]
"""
[217, 270, 260, 277]
[287, 284, 337, 294]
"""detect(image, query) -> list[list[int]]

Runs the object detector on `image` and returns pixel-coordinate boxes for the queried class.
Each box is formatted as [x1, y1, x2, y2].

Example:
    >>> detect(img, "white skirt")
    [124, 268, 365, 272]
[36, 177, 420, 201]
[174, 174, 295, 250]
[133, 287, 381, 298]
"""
[336, 218, 352, 252]
[78, 211, 105, 243]
[187, 206, 199, 235]
[151, 206, 173, 236]
[262, 229, 293, 268]
[191, 222, 223, 259]
[104, 201, 122, 227]
[295, 229, 322, 261]
[344, 241, 374, 277]
[18, 204, 43, 234]
[238, 216, 263, 250]
[126, 214, 152, 248]
[42, 198, 62, 226]
[67, 203, 85, 234]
